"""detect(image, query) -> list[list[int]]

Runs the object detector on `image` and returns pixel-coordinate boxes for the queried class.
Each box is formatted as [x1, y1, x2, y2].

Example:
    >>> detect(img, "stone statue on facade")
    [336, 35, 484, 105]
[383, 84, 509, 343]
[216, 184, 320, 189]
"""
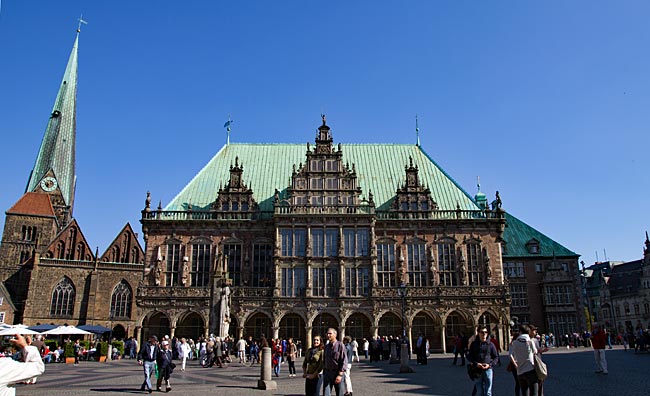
[181, 257, 190, 286]
[218, 285, 231, 337]
[458, 252, 467, 286]
[484, 248, 492, 284]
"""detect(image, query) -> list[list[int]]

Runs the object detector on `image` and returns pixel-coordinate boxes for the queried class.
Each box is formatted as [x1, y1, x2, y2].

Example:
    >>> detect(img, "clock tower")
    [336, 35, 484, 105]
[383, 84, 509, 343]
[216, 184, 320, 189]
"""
[0, 31, 81, 320]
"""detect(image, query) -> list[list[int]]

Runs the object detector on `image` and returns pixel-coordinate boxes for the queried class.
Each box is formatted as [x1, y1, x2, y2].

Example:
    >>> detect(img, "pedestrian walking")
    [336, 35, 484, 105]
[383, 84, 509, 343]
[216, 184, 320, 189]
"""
[287, 338, 298, 377]
[137, 335, 160, 393]
[592, 323, 608, 375]
[156, 340, 174, 392]
[467, 326, 499, 396]
[178, 338, 191, 371]
[509, 324, 539, 396]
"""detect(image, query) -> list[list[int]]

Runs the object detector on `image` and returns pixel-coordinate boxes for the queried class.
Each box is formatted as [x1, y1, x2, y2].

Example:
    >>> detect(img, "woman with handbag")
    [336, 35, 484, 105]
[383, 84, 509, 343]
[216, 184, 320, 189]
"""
[509, 324, 539, 396]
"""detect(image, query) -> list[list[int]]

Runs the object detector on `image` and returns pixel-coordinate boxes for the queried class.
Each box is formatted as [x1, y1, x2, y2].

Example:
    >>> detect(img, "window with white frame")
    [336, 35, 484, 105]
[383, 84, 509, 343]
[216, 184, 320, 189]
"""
[191, 243, 211, 287]
[166, 243, 182, 286]
[281, 267, 306, 297]
[466, 243, 483, 285]
[438, 242, 457, 286]
[345, 267, 369, 296]
[407, 243, 428, 287]
[377, 243, 396, 287]
[504, 262, 525, 278]
[510, 283, 529, 308]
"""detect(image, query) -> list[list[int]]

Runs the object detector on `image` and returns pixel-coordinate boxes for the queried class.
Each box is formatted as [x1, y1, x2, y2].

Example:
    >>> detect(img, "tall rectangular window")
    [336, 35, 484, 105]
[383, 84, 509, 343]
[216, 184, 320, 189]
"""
[312, 267, 339, 297]
[438, 243, 457, 286]
[223, 244, 242, 286]
[344, 229, 355, 256]
[281, 229, 293, 256]
[356, 229, 369, 256]
[510, 283, 528, 307]
[345, 267, 369, 296]
[252, 243, 273, 287]
[407, 243, 427, 287]
[191, 244, 211, 287]
[325, 229, 338, 257]
[467, 244, 483, 286]
[166, 244, 182, 286]
[343, 228, 369, 257]
[281, 267, 306, 297]
[311, 229, 325, 257]
[281, 229, 306, 257]
[377, 243, 396, 287]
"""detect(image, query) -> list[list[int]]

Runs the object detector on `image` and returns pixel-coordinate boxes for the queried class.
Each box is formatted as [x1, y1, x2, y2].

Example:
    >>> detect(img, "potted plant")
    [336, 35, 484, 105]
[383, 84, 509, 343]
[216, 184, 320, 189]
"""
[97, 341, 108, 362]
[64, 342, 76, 364]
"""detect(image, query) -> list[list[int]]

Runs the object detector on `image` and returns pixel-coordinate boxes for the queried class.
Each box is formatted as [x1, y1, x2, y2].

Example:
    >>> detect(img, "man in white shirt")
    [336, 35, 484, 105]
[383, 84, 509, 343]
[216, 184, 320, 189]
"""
[0, 334, 45, 396]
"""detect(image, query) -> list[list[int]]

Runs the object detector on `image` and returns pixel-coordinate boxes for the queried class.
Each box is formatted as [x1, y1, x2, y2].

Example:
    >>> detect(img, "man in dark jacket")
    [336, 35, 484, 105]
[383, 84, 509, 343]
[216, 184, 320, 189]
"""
[156, 340, 174, 392]
[322, 328, 347, 396]
[467, 326, 499, 396]
[137, 335, 160, 393]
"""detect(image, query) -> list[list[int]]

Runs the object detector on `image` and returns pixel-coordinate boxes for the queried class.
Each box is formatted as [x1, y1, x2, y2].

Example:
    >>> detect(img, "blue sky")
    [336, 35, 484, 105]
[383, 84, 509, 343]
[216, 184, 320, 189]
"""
[1, 1, 648, 265]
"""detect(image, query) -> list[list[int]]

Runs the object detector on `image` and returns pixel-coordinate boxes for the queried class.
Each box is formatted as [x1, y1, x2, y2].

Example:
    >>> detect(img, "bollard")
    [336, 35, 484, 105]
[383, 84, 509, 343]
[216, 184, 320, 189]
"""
[389, 342, 399, 364]
[399, 343, 414, 373]
[107, 344, 112, 362]
[257, 347, 278, 390]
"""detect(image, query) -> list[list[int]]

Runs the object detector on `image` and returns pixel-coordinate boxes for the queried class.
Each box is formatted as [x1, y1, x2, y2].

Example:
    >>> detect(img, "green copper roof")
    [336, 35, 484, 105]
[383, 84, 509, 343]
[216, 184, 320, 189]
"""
[165, 143, 480, 212]
[502, 213, 578, 258]
[26, 34, 79, 207]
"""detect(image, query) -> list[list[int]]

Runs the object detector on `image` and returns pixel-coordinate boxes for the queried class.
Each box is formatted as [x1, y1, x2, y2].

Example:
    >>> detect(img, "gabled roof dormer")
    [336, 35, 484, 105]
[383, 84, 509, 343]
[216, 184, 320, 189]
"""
[100, 223, 145, 264]
[391, 156, 436, 215]
[211, 156, 258, 215]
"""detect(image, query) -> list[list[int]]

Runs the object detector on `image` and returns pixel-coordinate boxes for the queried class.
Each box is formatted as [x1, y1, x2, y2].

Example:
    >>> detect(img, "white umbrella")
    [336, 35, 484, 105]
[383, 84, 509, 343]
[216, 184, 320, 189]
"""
[0, 324, 41, 336]
[42, 325, 92, 335]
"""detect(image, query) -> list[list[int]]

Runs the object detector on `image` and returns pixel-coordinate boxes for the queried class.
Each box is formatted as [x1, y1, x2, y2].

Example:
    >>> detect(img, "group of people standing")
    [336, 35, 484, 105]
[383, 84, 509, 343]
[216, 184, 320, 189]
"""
[302, 328, 353, 396]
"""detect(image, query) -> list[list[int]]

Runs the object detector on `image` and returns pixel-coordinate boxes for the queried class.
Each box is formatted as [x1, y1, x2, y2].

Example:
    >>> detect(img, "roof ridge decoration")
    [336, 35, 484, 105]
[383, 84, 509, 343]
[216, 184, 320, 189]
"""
[26, 32, 80, 218]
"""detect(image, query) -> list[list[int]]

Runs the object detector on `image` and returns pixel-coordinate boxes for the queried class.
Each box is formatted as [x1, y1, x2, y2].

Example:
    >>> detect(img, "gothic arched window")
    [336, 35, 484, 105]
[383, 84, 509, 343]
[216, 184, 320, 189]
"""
[110, 281, 132, 319]
[50, 277, 75, 317]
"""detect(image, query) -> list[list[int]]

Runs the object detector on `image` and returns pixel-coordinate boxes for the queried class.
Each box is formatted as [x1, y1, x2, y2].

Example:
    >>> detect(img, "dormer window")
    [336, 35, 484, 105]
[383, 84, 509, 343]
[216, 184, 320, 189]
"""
[526, 239, 540, 254]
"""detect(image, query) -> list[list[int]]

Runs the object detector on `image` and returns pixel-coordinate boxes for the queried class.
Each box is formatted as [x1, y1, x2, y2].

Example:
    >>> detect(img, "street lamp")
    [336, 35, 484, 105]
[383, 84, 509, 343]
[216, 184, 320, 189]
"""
[396, 282, 414, 373]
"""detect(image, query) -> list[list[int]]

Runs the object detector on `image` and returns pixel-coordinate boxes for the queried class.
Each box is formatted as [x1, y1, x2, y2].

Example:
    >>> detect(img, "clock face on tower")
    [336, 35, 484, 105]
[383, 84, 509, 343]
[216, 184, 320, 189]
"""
[40, 176, 58, 192]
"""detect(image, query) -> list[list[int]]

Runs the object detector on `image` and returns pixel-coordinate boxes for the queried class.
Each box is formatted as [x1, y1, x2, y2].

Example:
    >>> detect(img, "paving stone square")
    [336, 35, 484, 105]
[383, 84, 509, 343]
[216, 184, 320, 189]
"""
[15, 346, 650, 396]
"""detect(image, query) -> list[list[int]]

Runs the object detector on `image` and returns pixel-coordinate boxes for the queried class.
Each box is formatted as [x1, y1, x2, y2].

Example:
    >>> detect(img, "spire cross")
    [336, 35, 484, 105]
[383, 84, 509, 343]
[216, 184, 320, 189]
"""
[77, 14, 88, 33]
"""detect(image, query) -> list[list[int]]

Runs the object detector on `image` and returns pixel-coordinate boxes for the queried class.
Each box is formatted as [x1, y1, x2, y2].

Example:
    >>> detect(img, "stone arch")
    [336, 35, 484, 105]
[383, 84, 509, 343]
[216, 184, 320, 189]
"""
[175, 311, 206, 340]
[344, 312, 372, 341]
[411, 310, 441, 352]
[112, 324, 126, 340]
[142, 311, 171, 341]
[378, 311, 403, 338]
[279, 312, 306, 345]
[312, 312, 339, 339]
[443, 309, 475, 353]
[244, 311, 273, 340]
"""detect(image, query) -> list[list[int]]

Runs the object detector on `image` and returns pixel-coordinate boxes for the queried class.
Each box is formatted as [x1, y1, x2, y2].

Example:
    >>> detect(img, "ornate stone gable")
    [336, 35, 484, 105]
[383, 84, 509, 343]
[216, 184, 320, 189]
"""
[42, 219, 94, 261]
[391, 156, 436, 214]
[99, 223, 145, 264]
[211, 157, 258, 215]
[284, 115, 366, 209]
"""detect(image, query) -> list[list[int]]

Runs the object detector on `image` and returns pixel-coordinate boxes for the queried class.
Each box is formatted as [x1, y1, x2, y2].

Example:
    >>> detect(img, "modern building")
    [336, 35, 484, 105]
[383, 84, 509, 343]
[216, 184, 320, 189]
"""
[0, 31, 585, 350]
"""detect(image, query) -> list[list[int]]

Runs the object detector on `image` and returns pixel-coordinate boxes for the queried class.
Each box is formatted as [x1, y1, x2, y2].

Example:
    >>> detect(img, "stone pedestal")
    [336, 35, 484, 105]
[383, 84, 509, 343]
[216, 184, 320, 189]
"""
[257, 347, 277, 390]
[399, 343, 414, 373]
[389, 342, 399, 364]
[107, 345, 112, 362]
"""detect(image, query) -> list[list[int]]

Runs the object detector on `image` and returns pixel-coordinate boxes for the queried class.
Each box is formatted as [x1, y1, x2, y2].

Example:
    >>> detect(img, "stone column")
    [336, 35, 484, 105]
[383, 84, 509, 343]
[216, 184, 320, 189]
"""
[272, 326, 280, 340]
[257, 347, 278, 390]
[440, 326, 447, 353]
[339, 326, 346, 340]
[371, 326, 378, 339]
[170, 326, 176, 339]
[399, 343, 414, 373]
[306, 326, 313, 349]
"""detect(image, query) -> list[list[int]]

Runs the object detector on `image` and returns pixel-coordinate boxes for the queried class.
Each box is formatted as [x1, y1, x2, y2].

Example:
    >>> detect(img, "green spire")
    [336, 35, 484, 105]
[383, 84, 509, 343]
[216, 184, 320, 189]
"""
[26, 33, 80, 210]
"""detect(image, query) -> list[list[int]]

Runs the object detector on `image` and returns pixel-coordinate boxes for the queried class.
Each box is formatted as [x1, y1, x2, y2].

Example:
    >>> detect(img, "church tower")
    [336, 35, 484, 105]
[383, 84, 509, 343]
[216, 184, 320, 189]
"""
[0, 31, 81, 319]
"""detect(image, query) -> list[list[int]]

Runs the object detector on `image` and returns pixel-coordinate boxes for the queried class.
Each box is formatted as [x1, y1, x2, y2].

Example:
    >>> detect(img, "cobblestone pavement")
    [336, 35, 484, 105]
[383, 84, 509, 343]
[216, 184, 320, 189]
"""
[15, 346, 650, 396]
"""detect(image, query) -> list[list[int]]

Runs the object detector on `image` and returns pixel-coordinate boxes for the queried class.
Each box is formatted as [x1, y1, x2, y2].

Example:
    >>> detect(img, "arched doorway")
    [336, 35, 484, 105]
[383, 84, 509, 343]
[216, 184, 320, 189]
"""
[378, 312, 402, 338]
[144, 312, 170, 340]
[478, 311, 500, 345]
[111, 324, 126, 341]
[445, 311, 473, 353]
[229, 316, 239, 338]
[280, 313, 306, 345]
[345, 313, 371, 341]
[176, 312, 205, 340]
[244, 312, 272, 340]
[313, 313, 338, 339]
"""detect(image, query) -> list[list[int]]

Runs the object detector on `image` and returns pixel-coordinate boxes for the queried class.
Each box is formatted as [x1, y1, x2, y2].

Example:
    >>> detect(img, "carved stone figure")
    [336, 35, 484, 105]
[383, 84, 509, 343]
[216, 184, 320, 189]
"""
[458, 253, 467, 286]
[218, 285, 231, 337]
[181, 257, 190, 286]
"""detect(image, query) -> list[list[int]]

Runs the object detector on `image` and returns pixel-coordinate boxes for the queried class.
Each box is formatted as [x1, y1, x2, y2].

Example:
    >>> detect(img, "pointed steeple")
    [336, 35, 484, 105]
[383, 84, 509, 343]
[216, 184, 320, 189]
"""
[26, 32, 80, 218]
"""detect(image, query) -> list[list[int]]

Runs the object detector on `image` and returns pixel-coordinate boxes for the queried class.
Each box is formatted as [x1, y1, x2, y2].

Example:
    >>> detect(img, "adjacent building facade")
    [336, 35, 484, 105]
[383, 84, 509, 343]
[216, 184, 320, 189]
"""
[0, 32, 586, 350]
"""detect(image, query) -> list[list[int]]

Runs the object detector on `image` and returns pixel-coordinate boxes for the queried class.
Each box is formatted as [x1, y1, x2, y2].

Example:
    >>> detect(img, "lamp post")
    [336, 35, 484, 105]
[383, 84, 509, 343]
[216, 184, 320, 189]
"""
[396, 283, 413, 373]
